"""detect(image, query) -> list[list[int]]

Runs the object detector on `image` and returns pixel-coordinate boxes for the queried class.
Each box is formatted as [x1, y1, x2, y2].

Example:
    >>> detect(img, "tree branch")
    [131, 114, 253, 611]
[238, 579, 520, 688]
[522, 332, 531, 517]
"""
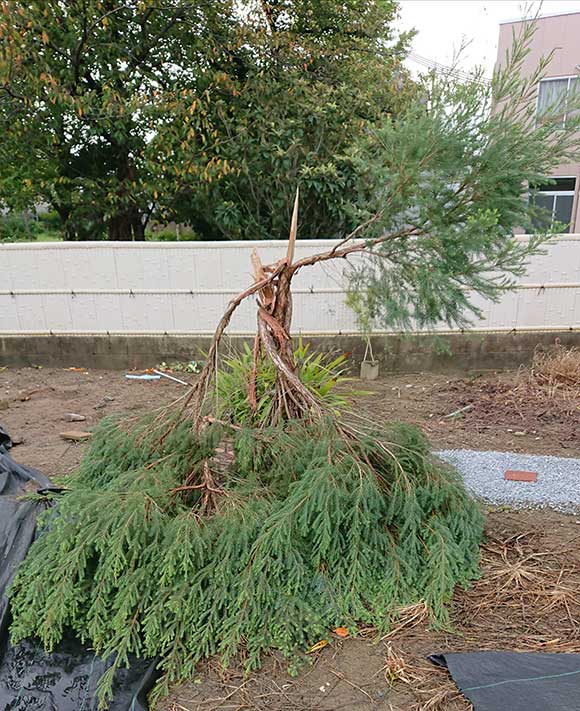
[290, 225, 420, 275]
[328, 211, 384, 257]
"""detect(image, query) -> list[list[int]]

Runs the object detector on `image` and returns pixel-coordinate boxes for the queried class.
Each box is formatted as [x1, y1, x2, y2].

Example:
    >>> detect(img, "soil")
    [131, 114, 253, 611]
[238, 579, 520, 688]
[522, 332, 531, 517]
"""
[0, 365, 579, 710]
[356, 371, 580, 458]
[0, 367, 186, 478]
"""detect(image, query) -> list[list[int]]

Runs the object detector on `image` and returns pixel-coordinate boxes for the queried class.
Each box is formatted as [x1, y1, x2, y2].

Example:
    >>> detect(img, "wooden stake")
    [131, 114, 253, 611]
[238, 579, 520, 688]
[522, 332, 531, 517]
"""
[286, 187, 299, 266]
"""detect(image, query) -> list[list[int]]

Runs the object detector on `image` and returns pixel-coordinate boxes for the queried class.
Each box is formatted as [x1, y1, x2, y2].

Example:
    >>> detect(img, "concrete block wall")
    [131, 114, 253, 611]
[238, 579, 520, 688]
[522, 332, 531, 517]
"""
[1, 237, 579, 371]
[1, 236, 580, 336]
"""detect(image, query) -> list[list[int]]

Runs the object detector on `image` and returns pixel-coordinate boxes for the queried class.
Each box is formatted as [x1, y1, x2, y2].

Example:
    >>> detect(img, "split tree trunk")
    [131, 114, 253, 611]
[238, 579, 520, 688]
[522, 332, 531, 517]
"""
[251, 251, 320, 423]
[249, 189, 321, 423]
[184, 189, 320, 429]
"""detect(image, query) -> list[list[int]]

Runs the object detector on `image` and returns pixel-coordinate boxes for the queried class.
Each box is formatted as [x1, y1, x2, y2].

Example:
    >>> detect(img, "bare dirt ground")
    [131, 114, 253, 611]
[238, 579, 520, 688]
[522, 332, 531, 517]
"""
[0, 365, 579, 710]
[357, 371, 580, 458]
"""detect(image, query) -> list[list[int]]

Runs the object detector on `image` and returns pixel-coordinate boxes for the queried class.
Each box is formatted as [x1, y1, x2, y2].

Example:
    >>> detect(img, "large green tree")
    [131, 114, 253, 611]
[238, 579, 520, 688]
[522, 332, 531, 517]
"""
[0, 0, 411, 240]
[0, 0, 238, 239]
[171, 0, 414, 240]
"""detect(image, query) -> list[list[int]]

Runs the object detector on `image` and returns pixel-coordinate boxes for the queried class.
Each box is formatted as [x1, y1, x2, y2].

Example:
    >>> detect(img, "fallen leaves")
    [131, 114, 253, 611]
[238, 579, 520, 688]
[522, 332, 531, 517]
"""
[306, 639, 328, 654]
[333, 626, 349, 638]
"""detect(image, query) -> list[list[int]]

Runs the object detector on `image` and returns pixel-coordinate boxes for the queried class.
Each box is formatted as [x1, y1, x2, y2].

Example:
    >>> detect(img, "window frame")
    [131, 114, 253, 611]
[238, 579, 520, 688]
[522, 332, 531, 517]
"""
[529, 175, 577, 233]
[536, 76, 580, 128]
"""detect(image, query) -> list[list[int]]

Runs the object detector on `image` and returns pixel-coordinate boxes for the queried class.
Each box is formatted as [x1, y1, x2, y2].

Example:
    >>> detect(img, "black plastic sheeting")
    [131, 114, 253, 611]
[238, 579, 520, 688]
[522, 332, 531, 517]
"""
[430, 651, 580, 711]
[0, 427, 158, 710]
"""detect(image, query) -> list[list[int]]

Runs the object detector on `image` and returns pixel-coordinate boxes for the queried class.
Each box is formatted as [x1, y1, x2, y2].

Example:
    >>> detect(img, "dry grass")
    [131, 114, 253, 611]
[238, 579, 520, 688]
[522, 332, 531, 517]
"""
[527, 342, 580, 389]
[384, 518, 580, 711]
[381, 602, 430, 640]
[382, 643, 423, 686]
[510, 342, 580, 419]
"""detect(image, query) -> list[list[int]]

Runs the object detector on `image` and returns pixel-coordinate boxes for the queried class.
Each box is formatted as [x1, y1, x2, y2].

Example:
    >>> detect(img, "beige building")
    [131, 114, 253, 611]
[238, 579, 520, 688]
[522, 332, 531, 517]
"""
[497, 10, 580, 232]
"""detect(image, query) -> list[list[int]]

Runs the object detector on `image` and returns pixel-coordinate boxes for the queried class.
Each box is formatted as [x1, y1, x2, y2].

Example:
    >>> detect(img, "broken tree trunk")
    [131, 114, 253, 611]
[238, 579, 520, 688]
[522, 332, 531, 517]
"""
[184, 188, 322, 429]
[179, 191, 407, 431]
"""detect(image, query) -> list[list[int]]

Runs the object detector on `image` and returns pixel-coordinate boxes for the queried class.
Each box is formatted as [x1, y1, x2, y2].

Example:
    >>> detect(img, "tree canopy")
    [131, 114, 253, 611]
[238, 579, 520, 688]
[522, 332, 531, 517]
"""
[342, 24, 580, 332]
[0, 0, 413, 240]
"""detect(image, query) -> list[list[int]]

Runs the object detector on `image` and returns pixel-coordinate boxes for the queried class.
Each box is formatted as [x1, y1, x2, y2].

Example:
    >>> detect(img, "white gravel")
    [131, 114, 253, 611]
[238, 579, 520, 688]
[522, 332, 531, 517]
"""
[437, 449, 580, 514]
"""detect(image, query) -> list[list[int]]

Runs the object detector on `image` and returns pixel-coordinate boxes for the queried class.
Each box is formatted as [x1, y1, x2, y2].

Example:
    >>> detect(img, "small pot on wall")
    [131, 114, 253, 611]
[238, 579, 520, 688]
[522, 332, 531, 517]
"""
[360, 359, 380, 381]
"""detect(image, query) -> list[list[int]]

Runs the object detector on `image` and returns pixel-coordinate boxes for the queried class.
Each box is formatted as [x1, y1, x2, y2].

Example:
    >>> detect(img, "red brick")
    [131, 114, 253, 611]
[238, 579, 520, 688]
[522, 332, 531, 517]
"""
[504, 470, 538, 483]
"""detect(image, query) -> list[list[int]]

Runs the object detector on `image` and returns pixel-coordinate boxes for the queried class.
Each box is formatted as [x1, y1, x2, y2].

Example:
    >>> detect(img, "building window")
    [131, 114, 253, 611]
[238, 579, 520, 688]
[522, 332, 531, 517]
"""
[530, 177, 576, 233]
[537, 77, 580, 127]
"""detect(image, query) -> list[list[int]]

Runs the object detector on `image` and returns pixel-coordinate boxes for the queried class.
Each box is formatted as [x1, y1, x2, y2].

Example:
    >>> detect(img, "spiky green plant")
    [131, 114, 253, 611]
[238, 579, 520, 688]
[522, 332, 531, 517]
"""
[9, 413, 482, 707]
[216, 339, 352, 426]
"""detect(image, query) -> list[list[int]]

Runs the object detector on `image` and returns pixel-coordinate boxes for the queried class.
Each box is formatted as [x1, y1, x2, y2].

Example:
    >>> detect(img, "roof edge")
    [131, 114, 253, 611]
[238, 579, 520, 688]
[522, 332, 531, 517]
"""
[500, 9, 580, 25]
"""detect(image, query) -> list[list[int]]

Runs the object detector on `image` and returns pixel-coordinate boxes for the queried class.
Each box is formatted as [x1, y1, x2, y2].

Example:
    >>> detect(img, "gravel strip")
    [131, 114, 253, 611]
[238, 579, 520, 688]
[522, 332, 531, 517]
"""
[437, 449, 580, 514]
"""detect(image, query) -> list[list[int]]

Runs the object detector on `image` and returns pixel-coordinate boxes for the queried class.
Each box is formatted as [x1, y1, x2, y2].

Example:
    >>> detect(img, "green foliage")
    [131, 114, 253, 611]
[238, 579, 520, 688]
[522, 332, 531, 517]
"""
[145, 228, 200, 242]
[0, 0, 241, 240]
[342, 22, 580, 333]
[216, 340, 352, 425]
[0, 212, 61, 242]
[0, 0, 412, 241]
[9, 414, 483, 707]
[175, 0, 415, 240]
[37, 210, 62, 230]
[0, 214, 33, 242]
[157, 360, 201, 374]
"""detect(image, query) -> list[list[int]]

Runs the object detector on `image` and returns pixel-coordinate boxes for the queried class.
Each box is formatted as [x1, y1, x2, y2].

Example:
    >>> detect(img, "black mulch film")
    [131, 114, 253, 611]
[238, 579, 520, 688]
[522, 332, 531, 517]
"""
[0, 425, 158, 711]
[430, 651, 580, 711]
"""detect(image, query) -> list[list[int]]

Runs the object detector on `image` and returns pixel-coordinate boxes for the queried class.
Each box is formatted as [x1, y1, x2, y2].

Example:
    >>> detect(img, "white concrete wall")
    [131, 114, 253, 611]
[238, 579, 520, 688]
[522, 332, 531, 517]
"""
[1, 237, 579, 335]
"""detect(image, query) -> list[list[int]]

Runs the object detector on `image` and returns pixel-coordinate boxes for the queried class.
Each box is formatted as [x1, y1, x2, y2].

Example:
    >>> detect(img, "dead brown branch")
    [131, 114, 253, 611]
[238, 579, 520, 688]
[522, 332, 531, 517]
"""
[288, 224, 419, 276]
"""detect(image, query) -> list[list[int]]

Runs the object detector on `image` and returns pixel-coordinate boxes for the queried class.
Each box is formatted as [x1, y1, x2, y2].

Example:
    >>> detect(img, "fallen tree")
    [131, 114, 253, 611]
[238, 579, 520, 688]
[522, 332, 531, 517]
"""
[8, 25, 580, 708]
